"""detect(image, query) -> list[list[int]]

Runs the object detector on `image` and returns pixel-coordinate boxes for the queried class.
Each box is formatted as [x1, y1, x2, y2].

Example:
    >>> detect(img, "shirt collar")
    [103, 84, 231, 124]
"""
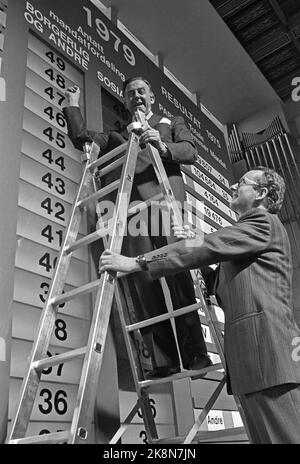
[145, 111, 153, 120]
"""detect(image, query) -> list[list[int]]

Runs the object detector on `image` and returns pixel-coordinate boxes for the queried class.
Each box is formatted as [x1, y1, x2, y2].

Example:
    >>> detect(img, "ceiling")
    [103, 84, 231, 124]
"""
[209, 0, 300, 101]
[94, 0, 281, 124]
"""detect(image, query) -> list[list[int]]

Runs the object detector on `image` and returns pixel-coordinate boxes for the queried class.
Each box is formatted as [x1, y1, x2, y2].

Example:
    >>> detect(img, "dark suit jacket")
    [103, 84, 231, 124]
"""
[144, 207, 300, 395]
[63, 106, 197, 205]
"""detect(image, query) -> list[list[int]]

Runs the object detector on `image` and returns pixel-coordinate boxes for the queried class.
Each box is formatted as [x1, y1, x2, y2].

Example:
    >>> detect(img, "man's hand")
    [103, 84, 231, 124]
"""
[139, 128, 167, 154]
[173, 224, 197, 239]
[64, 85, 80, 107]
[99, 250, 139, 274]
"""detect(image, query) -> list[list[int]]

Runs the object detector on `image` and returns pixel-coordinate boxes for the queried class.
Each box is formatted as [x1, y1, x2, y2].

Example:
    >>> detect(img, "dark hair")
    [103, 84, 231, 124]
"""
[123, 76, 152, 94]
[255, 166, 286, 214]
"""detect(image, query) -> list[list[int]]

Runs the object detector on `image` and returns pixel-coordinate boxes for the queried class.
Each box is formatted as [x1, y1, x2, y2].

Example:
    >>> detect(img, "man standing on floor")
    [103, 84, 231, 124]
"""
[99, 166, 300, 444]
[63, 76, 211, 379]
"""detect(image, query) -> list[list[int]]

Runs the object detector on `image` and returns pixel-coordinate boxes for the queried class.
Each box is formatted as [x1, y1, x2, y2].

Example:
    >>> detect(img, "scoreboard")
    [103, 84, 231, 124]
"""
[1, 0, 240, 444]
[10, 32, 93, 440]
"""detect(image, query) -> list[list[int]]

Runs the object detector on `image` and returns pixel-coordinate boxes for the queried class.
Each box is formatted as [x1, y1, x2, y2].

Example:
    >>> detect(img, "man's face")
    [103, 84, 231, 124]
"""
[124, 79, 154, 116]
[230, 170, 267, 215]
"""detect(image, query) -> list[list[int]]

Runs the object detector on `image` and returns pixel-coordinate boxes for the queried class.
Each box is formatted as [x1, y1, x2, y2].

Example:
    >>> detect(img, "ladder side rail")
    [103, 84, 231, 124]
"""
[193, 278, 251, 440]
[109, 400, 141, 445]
[146, 145, 225, 366]
[95, 137, 159, 442]
[146, 144, 183, 228]
[146, 144, 225, 361]
[193, 280, 226, 367]
[7, 143, 100, 442]
[183, 375, 226, 444]
[146, 144, 251, 443]
[89, 141, 128, 171]
[115, 277, 159, 442]
[94, 169, 159, 444]
[69, 134, 141, 443]
[233, 395, 252, 443]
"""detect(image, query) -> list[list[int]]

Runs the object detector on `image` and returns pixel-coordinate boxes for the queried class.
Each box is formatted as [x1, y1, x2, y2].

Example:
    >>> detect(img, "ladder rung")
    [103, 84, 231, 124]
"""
[152, 436, 185, 444]
[126, 303, 201, 332]
[127, 192, 164, 217]
[52, 278, 102, 306]
[151, 427, 248, 445]
[138, 363, 224, 388]
[88, 142, 128, 170]
[196, 426, 248, 443]
[9, 430, 70, 444]
[152, 427, 248, 444]
[64, 224, 112, 253]
[77, 180, 120, 208]
[32, 347, 86, 371]
[96, 156, 126, 178]
[67, 194, 165, 255]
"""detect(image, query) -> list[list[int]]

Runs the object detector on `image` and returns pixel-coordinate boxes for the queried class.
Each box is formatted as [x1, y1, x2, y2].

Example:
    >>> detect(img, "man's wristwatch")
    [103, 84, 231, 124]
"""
[158, 141, 168, 154]
[135, 254, 149, 271]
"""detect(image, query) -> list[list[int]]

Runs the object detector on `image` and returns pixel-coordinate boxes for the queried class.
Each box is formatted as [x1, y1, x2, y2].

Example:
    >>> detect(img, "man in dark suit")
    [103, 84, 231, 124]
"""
[100, 166, 300, 443]
[63, 77, 211, 379]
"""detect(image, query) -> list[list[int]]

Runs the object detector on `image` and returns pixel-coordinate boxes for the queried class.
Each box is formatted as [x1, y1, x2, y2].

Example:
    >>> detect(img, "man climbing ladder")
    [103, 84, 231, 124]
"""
[63, 76, 212, 379]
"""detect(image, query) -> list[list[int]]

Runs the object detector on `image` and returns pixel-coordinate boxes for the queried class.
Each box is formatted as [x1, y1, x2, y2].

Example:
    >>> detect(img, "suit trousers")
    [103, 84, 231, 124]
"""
[239, 383, 300, 444]
[120, 200, 207, 370]
[91, 183, 207, 370]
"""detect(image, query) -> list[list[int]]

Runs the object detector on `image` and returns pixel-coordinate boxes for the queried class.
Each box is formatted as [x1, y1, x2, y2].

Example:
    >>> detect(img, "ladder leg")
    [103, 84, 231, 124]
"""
[7, 144, 99, 441]
[93, 165, 158, 444]
[109, 401, 141, 444]
[93, 150, 158, 443]
[69, 134, 141, 443]
[192, 273, 251, 443]
[183, 375, 226, 444]
[115, 277, 158, 442]
[233, 395, 253, 443]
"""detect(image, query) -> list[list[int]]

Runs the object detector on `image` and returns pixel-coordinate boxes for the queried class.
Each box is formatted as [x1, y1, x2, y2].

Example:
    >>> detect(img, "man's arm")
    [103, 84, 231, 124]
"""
[62, 86, 124, 152]
[138, 116, 197, 165]
[163, 116, 197, 165]
[63, 106, 110, 151]
[99, 209, 271, 278]
[145, 209, 271, 280]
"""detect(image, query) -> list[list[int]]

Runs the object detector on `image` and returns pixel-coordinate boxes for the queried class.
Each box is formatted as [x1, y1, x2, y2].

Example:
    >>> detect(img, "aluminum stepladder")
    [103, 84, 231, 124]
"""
[174, 272, 251, 444]
[7, 129, 249, 444]
[105, 140, 250, 445]
[7, 132, 143, 444]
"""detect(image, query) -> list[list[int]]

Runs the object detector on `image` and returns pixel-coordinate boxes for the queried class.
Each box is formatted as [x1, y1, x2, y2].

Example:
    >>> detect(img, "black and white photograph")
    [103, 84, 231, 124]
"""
[0, 0, 300, 452]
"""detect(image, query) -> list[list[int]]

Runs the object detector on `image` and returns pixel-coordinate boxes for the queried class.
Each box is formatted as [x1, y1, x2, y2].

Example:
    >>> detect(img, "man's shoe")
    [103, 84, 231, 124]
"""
[144, 365, 180, 380]
[188, 355, 213, 380]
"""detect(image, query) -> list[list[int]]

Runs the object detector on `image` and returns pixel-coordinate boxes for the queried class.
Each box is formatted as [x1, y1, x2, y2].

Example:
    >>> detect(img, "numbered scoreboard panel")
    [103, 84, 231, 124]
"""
[9, 32, 96, 440]
[10, 32, 176, 443]
[9, 30, 238, 442]
[182, 164, 237, 235]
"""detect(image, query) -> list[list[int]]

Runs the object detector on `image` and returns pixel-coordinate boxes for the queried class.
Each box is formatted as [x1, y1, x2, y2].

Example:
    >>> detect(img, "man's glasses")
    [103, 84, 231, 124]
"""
[231, 176, 267, 191]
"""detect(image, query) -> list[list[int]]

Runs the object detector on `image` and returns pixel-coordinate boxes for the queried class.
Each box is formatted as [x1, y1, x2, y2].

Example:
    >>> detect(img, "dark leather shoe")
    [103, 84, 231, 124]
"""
[144, 365, 180, 380]
[189, 355, 213, 380]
